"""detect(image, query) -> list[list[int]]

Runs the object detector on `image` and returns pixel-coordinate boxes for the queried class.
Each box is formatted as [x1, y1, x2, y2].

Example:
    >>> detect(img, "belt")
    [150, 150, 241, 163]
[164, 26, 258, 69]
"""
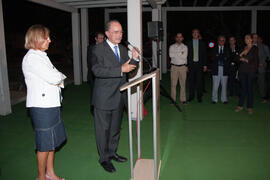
[171, 64, 186, 67]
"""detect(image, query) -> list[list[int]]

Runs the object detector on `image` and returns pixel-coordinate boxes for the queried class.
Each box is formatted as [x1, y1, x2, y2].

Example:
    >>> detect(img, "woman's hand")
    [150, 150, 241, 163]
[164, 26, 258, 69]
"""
[240, 51, 246, 57]
[57, 80, 64, 88]
[240, 47, 250, 57]
[240, 57, 248, 63]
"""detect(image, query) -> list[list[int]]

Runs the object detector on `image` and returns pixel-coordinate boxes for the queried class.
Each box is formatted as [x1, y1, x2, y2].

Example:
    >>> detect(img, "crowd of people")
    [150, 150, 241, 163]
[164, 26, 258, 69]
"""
[169, 28, 270, 115]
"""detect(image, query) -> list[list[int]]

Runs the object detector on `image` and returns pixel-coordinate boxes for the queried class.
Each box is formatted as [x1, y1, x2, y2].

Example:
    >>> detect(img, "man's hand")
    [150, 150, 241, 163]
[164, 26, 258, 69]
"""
[203, 66, 207, 72]
[122, 60, 136, 73]
[132, 47, 140, 59]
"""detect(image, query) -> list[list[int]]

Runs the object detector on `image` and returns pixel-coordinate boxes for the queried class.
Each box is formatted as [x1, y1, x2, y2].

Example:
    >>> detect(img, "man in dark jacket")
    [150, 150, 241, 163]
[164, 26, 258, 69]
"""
[228, 36, 241, 97]
[87, 32, 105, 85]
[211, 35, 230, 104]
[87, 32, 105, 115]
[91, 20, 139, 173]
[187, 28, 207, 102]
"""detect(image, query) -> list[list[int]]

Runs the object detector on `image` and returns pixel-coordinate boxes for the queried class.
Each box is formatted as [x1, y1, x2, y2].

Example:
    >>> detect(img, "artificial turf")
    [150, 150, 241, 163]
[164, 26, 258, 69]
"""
[1, 73, 270, 180]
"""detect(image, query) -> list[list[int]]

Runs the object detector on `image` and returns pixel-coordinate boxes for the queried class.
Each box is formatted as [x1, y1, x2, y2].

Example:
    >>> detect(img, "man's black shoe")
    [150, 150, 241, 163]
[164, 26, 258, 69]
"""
[198, 99, 202, 103]
[212, 101, 216, 104]
[188, 98, 193, 102]
[111, 154, 128, 163]
[101, 161, 116, 173]
[223, 101, 228, 104]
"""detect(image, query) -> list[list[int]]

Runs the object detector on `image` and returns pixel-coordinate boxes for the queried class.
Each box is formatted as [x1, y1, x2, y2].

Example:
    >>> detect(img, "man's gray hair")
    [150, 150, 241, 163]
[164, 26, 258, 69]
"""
[218, 35, 226, 40]
[105, 20, 120, 31]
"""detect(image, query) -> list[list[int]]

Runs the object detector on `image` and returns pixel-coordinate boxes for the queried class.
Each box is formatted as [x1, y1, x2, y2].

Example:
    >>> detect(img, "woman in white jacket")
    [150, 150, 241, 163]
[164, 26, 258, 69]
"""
[22, 24, 66, 180]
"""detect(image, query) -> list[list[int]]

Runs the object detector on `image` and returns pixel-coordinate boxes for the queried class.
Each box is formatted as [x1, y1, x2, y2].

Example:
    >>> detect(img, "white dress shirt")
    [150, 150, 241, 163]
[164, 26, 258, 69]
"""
[22, 49, 66, 108]
[106, 39, 121, 58]
[169, 43, 188, 65]
[219, 46, 224, 54]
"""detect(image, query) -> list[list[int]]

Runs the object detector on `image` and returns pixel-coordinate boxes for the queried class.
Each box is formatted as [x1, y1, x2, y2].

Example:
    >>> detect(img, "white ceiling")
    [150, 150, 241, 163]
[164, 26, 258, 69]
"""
[27, 0, 270, 13]
[51, 0, 166, 8]
[50, 0, 270, 8]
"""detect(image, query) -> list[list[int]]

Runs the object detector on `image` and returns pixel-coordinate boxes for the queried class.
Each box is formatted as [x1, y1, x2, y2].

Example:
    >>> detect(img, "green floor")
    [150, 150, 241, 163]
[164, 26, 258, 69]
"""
[1, 74, 270, 180]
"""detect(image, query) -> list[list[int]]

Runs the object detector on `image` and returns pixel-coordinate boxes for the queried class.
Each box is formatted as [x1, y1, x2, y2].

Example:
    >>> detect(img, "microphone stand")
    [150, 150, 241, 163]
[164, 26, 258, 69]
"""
[125, 41, 182, 113]
[125, 41, 153, 72]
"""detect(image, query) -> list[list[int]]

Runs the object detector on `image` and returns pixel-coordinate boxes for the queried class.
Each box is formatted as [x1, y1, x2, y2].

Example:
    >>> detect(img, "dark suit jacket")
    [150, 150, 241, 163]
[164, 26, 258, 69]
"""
[187, 40, 207, 69]
[87, 44, 95, 83]
[238, 45, 259, 73]
[228, 46, 241, 68]
[91, 41, 133, 110]
[211, 46, 230, 76]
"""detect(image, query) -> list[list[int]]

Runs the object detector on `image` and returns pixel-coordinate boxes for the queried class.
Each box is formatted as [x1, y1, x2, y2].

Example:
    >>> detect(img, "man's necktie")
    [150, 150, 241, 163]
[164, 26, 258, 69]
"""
[219, 46, 224, 54]
[194, 41, 198, 62]
[219, 47, 224, 66]
[114, 46, 120, 62]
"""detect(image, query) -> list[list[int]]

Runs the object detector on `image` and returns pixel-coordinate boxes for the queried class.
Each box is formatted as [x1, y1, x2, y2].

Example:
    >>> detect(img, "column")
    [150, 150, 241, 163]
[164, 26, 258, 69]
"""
[251, 8, 257, 33]
[152, 8, 158, 68]
[0, 0, 12, 115]
[72, 12, 82, 85]
[81, 8, 89, 82]
[127, 0, 143, 120]
[161, 7, 167, 74]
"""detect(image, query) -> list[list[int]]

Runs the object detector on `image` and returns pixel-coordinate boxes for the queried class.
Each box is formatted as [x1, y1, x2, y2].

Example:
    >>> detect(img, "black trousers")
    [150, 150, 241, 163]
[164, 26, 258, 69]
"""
[188, 63, 203, 100]
[94, 107, 123, 163]
[238, 72, 256, 108]
[228, 65, 239, 96]
[266, 72, 270, 99]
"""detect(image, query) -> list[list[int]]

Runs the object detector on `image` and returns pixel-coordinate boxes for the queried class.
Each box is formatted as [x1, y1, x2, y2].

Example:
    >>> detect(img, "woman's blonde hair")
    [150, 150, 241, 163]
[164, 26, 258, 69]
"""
[24, 24, 50, 50]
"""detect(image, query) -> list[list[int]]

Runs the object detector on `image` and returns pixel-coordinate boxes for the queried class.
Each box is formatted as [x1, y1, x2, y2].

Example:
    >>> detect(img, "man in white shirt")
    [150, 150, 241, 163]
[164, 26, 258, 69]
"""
[169, 33, 188, 104]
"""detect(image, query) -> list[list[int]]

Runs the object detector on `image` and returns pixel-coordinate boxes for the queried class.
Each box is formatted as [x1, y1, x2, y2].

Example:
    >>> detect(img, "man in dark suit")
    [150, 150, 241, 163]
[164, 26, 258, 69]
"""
[87, 32, 105, 116]
[228, 36, 241, 97]
[253, 34, 267, 101]
[91, 20, 139, 173]
[187, 28, 207, 102]
[87, 32, 105, 85]
[211, 35, 230, 104]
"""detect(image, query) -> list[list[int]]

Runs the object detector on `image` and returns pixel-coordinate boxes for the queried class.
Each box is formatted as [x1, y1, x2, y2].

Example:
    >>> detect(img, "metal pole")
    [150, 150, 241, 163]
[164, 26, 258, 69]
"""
[137, 85, 141, 159]
[128, 87, 134, 179]
[152, 76, 158, 180]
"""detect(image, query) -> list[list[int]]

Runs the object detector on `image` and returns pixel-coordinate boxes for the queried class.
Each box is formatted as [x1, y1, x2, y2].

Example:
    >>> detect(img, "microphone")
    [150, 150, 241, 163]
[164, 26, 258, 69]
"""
[125, 41, 141, 55]
[125, 41, 153, 72]
[125, 41, 140, 65]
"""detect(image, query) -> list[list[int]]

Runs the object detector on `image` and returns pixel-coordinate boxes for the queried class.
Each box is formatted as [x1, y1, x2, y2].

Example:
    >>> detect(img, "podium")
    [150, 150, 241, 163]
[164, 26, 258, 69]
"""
[120, 69, 161, 180]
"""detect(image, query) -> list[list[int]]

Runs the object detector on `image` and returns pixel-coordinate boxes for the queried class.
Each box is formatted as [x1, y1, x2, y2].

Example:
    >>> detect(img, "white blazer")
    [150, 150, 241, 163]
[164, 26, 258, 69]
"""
[22, 49, 66, 108]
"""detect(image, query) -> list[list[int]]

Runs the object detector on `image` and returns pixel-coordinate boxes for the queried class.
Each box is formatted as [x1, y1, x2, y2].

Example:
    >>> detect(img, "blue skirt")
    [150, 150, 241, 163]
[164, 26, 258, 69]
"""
[29, 107, 67, 152]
